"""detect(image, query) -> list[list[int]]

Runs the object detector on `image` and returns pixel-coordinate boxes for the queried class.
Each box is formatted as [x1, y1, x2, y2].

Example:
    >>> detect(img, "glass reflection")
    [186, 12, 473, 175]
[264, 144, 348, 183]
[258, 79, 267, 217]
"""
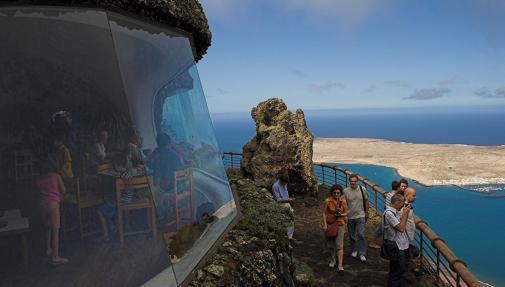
[0, 6, 236, 287]
[108, 14, 237, 285]
[0, 8, 174, 287]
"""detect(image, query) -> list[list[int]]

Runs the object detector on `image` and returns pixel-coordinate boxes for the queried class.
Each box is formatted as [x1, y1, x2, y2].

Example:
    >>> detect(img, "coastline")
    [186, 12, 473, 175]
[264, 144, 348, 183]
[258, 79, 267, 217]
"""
[313, 137, 505, 187]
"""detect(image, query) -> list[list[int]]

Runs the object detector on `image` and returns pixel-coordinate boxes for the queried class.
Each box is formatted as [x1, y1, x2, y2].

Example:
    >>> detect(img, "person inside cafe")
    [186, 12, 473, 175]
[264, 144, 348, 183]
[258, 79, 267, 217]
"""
[91, 130, 109, 166]
[96, 153, 136, 242]
[36, 159, 69, 265]
[145, 133, 183, 224]
[126, 129, 144, 171]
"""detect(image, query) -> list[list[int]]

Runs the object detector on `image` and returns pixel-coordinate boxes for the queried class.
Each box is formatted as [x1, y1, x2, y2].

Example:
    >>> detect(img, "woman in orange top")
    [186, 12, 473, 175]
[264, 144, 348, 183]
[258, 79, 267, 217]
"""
[322, 184, 348, 272]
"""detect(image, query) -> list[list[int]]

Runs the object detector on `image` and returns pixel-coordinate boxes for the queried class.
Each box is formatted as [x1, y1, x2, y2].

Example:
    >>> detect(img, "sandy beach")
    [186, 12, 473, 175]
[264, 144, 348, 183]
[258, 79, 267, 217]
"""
[313, 138, 505, 186]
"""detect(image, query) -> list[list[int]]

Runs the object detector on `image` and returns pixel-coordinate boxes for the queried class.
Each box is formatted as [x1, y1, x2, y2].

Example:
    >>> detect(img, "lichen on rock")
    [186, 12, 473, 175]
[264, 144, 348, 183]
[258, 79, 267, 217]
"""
[241, 98, 318, 195]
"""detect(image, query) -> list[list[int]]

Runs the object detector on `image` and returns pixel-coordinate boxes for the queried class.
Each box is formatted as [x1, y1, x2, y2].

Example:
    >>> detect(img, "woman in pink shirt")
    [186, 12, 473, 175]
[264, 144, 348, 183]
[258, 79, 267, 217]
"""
[37, 161, 68, 265]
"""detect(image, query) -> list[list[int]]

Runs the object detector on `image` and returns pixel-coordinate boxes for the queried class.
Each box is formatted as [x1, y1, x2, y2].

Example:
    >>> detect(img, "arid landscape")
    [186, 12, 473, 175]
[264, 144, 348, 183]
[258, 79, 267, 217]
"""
[313, 138, 505, 186]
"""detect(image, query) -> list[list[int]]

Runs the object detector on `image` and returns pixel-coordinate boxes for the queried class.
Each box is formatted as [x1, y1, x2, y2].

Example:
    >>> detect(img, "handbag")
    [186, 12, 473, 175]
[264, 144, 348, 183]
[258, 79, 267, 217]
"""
[324, 222, 339, 237]
[380, 211, 400, 261]
[408, 244, 420, 258]
[380, 239, 400, 261]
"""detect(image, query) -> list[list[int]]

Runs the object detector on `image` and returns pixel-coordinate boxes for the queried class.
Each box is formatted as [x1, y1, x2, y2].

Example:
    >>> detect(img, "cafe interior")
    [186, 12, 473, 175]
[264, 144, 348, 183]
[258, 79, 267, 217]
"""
[0, 6, 237, 287]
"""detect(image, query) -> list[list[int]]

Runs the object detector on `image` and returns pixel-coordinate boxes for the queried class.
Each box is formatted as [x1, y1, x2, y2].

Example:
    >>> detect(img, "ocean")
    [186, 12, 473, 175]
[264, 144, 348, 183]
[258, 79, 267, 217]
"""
[212, 107, 505, 286]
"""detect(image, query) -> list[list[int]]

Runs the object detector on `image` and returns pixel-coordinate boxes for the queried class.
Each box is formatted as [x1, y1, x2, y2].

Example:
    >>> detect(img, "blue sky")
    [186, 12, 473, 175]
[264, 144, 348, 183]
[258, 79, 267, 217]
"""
[198, 0, 505, 114]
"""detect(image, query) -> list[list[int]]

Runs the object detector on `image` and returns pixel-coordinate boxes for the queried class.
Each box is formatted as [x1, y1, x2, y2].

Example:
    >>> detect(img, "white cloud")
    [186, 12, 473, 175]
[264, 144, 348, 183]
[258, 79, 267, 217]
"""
[280, 0, 397, 30]
[384, 80, 410, 89]
[405, 88, 450, 100]
[308, 81, 345, 94]
[290, 68, 308, 78]
[474, 87, 505, 98]
[364, 84, 377, 93]
[201, 0, 398, 30]
[438, 76, 465, 86]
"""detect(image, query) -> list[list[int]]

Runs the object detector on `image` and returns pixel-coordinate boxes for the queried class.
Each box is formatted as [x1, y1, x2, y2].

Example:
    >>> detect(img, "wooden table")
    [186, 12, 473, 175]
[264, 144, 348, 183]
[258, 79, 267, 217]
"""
[0, 209, 30, 265]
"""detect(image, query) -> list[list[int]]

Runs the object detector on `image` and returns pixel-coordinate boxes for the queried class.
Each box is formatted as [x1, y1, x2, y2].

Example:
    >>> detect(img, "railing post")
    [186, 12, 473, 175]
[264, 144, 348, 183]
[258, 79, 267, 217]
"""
[419, 232, 424, 269]
[436, 249, 441, 283]
[334, 168, 337, 185]
[322, 167, 325, 185]
[374, 188, 378, 210]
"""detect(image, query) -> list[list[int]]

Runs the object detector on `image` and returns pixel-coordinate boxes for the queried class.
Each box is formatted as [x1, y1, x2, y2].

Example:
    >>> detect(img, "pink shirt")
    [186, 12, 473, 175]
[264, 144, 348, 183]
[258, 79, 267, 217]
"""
[37, 174, 61, 204]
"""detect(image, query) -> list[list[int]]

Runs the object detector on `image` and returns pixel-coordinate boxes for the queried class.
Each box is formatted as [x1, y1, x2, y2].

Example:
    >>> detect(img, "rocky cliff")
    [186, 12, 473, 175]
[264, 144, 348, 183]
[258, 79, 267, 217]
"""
[240, 98, 318, 195]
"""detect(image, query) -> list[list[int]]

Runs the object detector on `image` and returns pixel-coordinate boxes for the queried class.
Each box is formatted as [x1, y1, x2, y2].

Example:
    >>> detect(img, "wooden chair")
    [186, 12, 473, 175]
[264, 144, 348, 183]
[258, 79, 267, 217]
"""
[115, 175, 157, 245]
[97, 163, 113, 174]
[173, 168, 194, 230]
[62, 177, 104, 238]
[14, 149, 34, 182]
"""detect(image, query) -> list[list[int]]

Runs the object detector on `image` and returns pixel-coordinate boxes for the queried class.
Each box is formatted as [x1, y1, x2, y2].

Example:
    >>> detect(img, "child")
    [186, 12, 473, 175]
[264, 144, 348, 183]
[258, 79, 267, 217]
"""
[37, 160, 69, 265]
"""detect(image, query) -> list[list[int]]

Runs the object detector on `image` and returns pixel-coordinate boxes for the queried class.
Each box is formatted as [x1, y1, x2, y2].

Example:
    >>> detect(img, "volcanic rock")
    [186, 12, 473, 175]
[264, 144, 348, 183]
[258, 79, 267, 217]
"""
[241, 98, 318, 195]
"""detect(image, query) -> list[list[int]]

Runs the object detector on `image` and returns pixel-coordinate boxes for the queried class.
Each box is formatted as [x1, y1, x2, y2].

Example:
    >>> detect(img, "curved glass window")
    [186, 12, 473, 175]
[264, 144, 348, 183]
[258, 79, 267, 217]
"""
[0, 7, 236, 287]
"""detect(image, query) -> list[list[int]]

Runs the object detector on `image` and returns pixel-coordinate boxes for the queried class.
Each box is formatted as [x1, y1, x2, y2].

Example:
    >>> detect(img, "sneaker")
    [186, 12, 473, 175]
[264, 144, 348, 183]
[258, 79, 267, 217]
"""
[329, 260, 336, 268]
[360, 255, 367, 263]
[338, 266, 345, 273]
[351, 251, 358, 258]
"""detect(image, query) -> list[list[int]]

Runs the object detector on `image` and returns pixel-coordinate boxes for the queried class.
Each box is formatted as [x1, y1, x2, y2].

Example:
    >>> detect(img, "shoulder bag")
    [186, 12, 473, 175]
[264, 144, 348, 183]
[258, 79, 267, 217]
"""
[380, 210, 400, 261]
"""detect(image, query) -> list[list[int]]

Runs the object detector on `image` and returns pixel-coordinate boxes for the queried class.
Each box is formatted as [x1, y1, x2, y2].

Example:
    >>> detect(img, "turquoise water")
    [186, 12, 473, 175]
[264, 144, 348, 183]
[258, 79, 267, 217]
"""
[338, 163, 505, 287]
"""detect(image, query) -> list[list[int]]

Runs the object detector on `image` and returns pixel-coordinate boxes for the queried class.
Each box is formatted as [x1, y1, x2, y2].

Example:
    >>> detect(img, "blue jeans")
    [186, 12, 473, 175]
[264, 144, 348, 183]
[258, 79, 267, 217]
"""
[388, 249, 408, 287]
[347, 217, 367, 256]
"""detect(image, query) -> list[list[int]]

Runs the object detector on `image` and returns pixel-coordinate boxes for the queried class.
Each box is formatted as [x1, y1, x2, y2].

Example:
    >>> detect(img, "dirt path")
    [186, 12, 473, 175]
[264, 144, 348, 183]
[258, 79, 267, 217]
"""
[292, 188, 425, 287]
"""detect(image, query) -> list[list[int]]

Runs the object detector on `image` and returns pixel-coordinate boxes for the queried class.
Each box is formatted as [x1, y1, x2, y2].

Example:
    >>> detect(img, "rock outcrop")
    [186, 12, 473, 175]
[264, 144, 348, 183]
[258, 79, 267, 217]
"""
[241, 98, 318, 195]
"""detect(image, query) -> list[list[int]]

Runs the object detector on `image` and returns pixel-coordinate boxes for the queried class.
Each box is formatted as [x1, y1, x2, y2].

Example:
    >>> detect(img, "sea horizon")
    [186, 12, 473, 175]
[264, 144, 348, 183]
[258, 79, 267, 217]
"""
[213, 106, 505, 151]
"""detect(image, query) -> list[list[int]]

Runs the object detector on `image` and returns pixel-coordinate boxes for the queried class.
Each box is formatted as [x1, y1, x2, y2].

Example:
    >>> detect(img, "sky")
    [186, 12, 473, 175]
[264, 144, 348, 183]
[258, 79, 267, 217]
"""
[197, 0, 505, 114]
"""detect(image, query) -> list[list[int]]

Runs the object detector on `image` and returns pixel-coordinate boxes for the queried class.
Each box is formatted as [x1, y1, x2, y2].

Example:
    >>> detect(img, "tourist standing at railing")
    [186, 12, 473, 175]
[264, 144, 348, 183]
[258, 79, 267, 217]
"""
[384, 193, 411, 287]
[322, 184, 348, 272]
[386, 180, 401, 206]
[399, 178, 408, 194]
[343, 174, 369, 263]
[404, 187, 417, 243]
[370, 181, 401, 249]
[272, 172, 295, 239]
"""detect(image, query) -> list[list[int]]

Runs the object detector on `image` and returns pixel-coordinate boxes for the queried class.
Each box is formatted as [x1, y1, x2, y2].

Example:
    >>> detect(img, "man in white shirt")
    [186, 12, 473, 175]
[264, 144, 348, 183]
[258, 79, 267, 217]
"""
[343, 174, 369, 262]
[272, 173, 295, 239]
[404, 187, 417, 243]
[384, 193, 411, 287]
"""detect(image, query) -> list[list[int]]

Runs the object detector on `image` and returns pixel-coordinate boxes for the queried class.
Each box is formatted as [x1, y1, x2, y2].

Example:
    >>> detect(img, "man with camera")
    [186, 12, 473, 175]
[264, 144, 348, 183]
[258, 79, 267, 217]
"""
[384, 193, 411, 287]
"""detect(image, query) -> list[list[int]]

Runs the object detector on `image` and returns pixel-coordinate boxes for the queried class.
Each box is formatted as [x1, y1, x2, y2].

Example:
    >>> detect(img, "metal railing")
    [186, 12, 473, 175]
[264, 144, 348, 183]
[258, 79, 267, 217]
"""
[222, 152, 482, 287]
[222, 151, 242, 169]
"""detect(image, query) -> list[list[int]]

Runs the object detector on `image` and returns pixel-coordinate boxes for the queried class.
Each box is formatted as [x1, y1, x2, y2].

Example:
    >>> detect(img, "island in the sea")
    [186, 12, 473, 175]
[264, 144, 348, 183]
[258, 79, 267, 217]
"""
[313, 138, 505, 187]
